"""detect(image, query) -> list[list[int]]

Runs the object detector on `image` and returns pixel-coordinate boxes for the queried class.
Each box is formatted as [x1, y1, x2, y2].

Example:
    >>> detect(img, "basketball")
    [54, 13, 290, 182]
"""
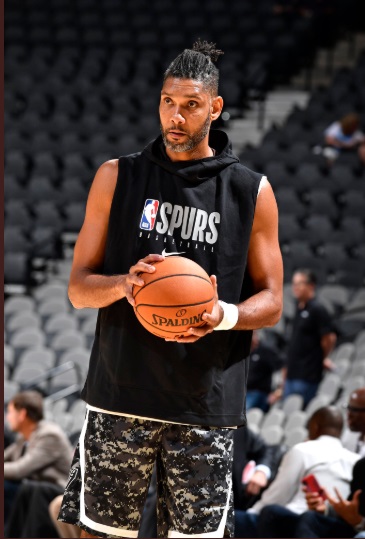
[132, 256, 215, 339]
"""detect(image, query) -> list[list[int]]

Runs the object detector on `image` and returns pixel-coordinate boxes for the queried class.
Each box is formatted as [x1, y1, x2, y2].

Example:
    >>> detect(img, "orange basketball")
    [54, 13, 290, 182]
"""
[132, 256, 215, 339]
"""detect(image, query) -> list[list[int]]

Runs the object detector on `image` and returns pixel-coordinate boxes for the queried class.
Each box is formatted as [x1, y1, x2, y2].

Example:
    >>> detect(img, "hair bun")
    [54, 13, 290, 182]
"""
[192, 39, 224, 63]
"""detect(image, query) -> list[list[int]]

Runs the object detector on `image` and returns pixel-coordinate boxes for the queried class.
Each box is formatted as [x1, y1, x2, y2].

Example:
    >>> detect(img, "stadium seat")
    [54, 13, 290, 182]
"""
[283, 427, 308, 448]
[246, 407, 264, 429]
[260, 425, 284, 446]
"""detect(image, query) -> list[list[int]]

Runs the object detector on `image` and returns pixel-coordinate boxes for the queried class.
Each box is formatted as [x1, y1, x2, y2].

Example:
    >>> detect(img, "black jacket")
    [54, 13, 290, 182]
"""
[233, 427, 280, 510]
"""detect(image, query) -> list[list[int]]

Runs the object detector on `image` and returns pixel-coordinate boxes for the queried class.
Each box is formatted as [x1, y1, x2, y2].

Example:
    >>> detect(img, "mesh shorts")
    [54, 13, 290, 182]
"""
[58, 407, 234, 538]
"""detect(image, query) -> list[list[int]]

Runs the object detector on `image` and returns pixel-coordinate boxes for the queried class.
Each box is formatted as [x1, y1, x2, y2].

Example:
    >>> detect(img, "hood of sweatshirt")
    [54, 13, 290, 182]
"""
[142, 129, 240, 183]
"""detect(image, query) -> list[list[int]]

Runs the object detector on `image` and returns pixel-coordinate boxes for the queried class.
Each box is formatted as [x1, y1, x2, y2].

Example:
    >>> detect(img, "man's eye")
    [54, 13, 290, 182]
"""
[188, 101, 197, 107]
[164, 98, 172, 104]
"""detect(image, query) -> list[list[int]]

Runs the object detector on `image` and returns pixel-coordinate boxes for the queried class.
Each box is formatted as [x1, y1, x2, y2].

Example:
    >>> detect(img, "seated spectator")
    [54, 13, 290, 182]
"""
[233, 426, 281, 512]
[234, 406, 360, 538]
[4, 390, 73, 529]
[272, 457, 365, 538]
[6, 480, 66, 538]
[342, 388, 365, 457]
[246, 331, 283, 412]
[323, 113, 365, 164]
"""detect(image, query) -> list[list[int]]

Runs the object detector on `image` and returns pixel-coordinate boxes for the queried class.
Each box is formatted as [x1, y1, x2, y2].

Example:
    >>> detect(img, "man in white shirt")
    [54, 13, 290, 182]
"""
[235, 406, 360, 537]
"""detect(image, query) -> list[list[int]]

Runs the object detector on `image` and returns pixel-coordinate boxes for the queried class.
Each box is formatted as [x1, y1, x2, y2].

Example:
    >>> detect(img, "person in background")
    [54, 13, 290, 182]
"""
[234, 406, 359, 538]
[342, 388, 365, 457]
[233, 426, 282, 512]
[4, 390, 73, 527]
[324, 112, 365, 164]
[295, 457, 365, 538]
[280, 269, 337, 408]
[246, 330, 283, 412]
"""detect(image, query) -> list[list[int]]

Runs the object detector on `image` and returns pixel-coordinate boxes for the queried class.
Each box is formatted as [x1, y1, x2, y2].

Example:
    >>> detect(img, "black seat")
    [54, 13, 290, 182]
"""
[306, 189, 338, 219]
[4, 252, 30, 285]
[265, 162, 292, 189]
[275, 187, 307, 218]
[62, 202, 86, 233]
[302, 215, 336, 246]
[5, 201, 33, 230]
[279, 215, 303, 244]
[30, 226, 61, 259]
[332, 217, 365, 247]
[340, 190, 365, 218]
[294, 163, 323, 193]
[4, 226, 31, 254]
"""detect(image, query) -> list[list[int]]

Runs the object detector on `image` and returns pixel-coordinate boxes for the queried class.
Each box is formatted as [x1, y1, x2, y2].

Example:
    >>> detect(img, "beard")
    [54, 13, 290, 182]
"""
[160, 113, 211, 153]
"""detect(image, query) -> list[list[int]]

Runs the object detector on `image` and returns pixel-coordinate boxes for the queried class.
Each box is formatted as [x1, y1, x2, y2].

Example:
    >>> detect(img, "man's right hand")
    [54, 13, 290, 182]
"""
[124, 254, 165, 306]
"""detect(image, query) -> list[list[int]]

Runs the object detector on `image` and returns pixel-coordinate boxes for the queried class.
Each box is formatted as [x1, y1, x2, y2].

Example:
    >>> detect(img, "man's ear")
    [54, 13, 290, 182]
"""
[19, 408, 27, 422]
[211, 96, 223, 121]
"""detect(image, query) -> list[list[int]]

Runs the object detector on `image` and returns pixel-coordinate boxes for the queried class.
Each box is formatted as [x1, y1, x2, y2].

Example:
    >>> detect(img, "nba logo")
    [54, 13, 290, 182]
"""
[140, 199, 159, 230]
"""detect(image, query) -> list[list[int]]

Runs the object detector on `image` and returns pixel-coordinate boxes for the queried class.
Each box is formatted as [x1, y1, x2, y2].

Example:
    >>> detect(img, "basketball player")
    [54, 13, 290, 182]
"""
[58, 40, 283, 538]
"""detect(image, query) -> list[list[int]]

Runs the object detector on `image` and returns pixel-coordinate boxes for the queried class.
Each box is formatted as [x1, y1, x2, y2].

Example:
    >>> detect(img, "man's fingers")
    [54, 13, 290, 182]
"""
[143, 253, 165, 263]
[352, 490, 362, 504]
[129, 254, 165, 276]
[334, 487, 345, 503]
[128, 274, 145, 287]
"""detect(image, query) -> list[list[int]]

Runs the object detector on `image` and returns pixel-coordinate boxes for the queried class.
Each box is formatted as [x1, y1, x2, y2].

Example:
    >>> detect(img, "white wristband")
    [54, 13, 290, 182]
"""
[213, 301, 239, 331]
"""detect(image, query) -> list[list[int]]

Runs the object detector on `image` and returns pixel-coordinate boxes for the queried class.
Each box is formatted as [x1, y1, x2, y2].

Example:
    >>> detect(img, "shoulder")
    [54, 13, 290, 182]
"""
[87, 159, 120, 210]
[35, 420, 70, 440]
[251, 176, 278, 230]
[325, 122, 341, 135]
[233, 162, 263, 183]
[93, 159, 119, 188]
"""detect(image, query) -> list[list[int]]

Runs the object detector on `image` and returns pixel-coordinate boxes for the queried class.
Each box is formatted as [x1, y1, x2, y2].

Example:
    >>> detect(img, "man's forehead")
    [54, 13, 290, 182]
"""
[161, 77, 208, 97]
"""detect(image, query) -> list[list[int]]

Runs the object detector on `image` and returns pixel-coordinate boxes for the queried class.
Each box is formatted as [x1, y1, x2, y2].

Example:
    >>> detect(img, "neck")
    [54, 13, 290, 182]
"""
[298, 293, 314, 309]
[20, 421, 37, 440]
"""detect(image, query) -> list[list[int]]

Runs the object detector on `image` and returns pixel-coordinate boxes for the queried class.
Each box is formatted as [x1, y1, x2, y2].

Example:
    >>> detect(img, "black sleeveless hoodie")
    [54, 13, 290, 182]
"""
[81, 130, 262, 427]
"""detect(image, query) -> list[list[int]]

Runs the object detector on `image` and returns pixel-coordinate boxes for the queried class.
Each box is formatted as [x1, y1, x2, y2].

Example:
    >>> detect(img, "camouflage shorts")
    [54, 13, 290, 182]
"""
[58, 408, 234, 538]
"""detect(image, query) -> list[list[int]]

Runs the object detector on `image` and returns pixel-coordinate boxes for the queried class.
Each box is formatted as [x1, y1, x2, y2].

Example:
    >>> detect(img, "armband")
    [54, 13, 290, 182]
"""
[213, 301, 239, 331]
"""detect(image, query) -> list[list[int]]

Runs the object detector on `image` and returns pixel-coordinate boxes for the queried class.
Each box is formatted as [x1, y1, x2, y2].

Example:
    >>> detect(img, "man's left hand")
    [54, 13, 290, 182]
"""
[246, 470, 268, 496]
[328, 488, 363, 527]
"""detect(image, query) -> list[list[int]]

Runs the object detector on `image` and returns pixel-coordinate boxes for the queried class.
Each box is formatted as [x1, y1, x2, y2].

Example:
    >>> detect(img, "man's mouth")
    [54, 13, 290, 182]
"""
[168, 130, 187, 137]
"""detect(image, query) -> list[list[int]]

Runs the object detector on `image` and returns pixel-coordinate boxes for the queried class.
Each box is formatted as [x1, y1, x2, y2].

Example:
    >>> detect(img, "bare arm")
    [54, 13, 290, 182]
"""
[321, 332, 337, 370]
[321, 332, 337, 357]
[68, 160, 163, 309]
[172, 178, 283, 342]
[234, 178, 283, 329]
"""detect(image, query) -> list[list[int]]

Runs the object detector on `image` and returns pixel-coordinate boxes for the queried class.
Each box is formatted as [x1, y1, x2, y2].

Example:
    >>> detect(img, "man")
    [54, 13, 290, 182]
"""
[58, 40, 283, 538]
[4, 391, 73, 525]
[295, 457, 365, 538]
[342, 388, 365, 457]
[233, 427, 282, 511]
[234, 406, 360, 537]
[324, 112, 365, 164]
[282, 269, 337, 407]
[246, 330, 283, 412]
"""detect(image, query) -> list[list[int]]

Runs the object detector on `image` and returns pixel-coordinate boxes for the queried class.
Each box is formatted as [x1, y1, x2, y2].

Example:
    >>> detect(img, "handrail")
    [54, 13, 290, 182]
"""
[21, 361, 82, 390]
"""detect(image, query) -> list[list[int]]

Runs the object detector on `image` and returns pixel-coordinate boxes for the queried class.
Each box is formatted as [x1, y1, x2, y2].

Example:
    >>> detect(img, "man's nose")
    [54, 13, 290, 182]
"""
[170, 107, 185, 124]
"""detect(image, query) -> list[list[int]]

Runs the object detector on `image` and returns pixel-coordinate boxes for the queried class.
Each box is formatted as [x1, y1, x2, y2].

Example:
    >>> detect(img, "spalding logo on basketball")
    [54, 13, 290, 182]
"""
[132, 256, 214, 339]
